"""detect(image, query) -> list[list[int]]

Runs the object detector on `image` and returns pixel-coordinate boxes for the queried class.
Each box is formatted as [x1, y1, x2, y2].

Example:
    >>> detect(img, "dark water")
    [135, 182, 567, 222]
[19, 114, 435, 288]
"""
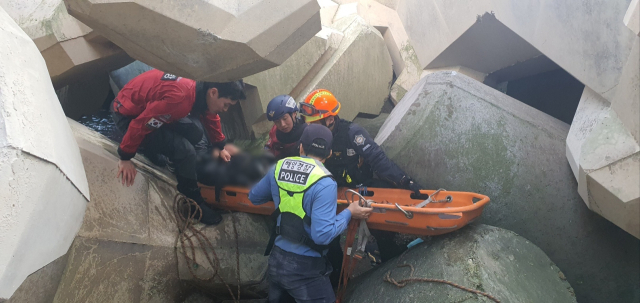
[76, 108, 123, 143]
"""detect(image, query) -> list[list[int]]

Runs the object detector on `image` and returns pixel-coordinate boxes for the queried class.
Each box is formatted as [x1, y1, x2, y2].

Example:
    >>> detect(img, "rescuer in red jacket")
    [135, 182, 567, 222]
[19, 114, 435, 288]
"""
[110, 69, 246, 225]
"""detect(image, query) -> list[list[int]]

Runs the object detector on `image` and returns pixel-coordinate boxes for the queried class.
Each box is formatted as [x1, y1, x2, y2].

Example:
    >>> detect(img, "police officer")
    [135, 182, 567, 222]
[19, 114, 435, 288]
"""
[249, 124, 372, 303]
[111, 69, 246, 225]
[299, 89, 423, 261]
[263, 95, 307, 160]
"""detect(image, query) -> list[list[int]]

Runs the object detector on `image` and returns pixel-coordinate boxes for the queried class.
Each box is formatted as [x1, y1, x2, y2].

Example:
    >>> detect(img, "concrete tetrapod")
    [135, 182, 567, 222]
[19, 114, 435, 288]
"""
[0, 0, 132, 88]
[43, 121, 270, 302]
[64, 0, 321, 82]
[331, 0, 422, 104]
[296, 15, 393, 122]
[242, 15, 393, 136]
[375, 71, 640, 303]
[345, 224, 577, 303]
[0, 7, 90, 299]
[396, 0, 637, 103]
[566, 38, 640, 238]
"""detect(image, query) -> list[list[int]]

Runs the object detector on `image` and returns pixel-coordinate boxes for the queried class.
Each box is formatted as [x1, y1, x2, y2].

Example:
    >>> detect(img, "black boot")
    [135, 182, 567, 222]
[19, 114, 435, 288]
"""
[177, 177, 222, 226]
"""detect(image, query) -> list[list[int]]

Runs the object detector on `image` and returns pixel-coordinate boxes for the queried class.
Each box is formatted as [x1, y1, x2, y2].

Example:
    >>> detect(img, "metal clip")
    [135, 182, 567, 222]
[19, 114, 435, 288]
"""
[395, 203, 413, 219]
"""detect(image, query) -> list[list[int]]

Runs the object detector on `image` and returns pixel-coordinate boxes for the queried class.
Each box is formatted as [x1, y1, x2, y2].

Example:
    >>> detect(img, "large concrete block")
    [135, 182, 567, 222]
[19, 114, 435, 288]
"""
[0, 0, 132, 88]
[318, 0, 339, 25]
[37, 121, 269, 300]
[242, 15, 392, 134]
[625, 0, 640, 36]
[570, 39, 640, 236]
[612, 38, 640, 144]
[332, 0, 421, 104]
[298, 16, 393, 121]
[396, 0, 637, 103]
[346, 225, 577, 303]
[177, 212, 271, 298]
[53, 238, 185, 303]
[242, 27, 342, 135]
[5, 254, 70, 303]
[566, 87, 611, 181]
[64, 0, 322, 82]
[0, 7, 89, 299]
[577, 109, 639, 207]
[375, 71, 640, 303]
[562, 36, 640, 239]
[587, 154, 640, 238]
[568, 87, 640, 238]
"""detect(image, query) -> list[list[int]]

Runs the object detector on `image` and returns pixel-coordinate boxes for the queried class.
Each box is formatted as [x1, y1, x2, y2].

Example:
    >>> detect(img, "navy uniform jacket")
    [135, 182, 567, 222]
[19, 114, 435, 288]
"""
[324, 118, 410, 188]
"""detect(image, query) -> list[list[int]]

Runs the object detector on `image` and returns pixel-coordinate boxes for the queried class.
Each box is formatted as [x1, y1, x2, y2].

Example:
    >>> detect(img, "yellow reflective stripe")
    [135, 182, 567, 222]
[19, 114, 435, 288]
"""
[274, 157, 332, 219]
[278, 189, 306, 219]
[308, 90, 333, 105]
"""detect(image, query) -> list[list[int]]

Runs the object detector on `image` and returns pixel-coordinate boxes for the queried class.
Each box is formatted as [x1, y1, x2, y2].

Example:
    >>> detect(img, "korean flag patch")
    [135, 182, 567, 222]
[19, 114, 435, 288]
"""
[146, 117, 164, 129]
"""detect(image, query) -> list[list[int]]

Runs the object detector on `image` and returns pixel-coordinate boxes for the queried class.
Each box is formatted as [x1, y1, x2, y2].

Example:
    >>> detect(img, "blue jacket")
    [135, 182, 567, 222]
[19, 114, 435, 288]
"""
[248, 156, 351, 257]
[324, 118, 410, 188]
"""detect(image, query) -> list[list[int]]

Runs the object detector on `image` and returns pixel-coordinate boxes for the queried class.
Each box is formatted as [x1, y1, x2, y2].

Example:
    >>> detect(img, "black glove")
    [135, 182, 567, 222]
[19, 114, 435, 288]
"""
[408, 179, 422, 196]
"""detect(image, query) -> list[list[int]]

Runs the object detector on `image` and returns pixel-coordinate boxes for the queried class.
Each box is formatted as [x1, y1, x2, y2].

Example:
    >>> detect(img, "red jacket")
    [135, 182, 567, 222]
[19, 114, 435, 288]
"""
[264, 125, 300, 160]
[114, 69, 225, 160]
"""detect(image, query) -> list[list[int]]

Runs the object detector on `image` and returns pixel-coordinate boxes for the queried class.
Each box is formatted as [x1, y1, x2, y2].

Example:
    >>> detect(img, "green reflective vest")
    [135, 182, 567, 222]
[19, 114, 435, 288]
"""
[274, 157, 332, 220]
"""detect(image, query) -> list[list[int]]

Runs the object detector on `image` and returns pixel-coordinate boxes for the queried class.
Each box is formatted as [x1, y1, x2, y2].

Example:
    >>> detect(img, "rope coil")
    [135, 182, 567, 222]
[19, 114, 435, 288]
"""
[173, 194, 241, 302]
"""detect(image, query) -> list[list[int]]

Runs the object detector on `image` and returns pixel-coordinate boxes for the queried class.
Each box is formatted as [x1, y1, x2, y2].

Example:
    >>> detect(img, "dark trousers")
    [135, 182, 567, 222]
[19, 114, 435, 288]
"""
[268, 246, 335, 303]
[326, 237, 343, 288]
[111, 106, 202, 181]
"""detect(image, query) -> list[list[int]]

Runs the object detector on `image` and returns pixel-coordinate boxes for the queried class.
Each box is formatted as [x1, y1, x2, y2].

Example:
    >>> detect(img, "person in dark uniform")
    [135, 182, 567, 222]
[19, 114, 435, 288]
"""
[299, 89, 423, 261]
[263, 95, 307, 160]
[111, 69, 246, 225]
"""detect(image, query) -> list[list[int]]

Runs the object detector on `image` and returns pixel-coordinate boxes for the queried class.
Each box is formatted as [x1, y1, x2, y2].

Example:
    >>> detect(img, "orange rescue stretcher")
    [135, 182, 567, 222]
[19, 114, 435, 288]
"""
[200, 185, 490, 236]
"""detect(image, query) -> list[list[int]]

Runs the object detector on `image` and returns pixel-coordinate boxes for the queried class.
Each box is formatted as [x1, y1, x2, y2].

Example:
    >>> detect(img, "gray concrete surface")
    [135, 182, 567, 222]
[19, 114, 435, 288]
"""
[345, 224, 577, 303]
[5, 254, 69, 303]
[375, 71, 640, 303]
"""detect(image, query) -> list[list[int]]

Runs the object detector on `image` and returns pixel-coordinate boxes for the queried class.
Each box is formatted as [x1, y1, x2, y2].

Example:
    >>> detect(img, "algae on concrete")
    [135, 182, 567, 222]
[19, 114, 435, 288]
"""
[345, 224, 577, 303]
[376, 71, 640, 303]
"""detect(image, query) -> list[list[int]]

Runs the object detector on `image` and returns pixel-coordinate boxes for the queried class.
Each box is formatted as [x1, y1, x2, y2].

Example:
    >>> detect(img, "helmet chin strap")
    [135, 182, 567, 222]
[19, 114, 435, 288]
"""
[321, 117, 335, 130]
[289, 113, 296, 126]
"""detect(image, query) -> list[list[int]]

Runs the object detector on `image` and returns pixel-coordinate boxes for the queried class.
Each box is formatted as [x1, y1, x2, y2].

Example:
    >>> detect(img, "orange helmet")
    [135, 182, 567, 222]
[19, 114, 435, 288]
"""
[300, 89, 341, 123]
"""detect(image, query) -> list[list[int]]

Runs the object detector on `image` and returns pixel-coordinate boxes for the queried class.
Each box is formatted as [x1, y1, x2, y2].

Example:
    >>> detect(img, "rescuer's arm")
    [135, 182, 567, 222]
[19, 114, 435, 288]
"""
[349, 125, 421, 191]
[116, 100, 182, 186]
[201, 112, 230, 161]
[248, 166, 275, 205]
[309, 181, 349, 245]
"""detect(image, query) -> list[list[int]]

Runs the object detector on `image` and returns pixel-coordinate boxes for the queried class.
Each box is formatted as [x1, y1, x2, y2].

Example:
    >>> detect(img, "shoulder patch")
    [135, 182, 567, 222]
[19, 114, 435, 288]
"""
[146, 117, 164, 129]
[161, 73, 179, 81]
[354, 134, 366, 146]
[278, 159, 315, 186]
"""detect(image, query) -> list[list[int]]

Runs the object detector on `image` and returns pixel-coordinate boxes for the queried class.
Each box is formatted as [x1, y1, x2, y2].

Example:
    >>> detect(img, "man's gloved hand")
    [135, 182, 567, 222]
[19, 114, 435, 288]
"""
[408, 179, 423, 196]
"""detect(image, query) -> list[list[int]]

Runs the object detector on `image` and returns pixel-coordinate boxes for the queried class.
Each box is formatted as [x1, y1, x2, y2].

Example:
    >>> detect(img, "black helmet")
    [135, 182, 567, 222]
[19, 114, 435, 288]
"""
[266, 95, 298, 121]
